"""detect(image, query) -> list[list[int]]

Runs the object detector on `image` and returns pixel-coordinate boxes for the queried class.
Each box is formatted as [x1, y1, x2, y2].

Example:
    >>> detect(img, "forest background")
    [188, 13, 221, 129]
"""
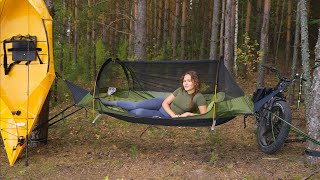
[50, 0, 320, 165]
[2, 0, 320, 178]
[52, 0, 320, 83]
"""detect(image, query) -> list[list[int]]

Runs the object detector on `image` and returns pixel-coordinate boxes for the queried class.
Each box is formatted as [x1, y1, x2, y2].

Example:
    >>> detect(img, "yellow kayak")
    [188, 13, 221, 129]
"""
[0, 0, 55, 166]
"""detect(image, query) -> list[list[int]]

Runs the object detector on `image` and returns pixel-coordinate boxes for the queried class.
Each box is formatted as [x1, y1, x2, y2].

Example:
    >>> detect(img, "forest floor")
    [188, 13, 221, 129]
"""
[1, 74, 320, 179]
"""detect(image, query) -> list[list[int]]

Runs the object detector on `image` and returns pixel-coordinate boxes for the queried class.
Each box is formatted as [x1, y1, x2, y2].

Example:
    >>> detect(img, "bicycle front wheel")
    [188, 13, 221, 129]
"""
[257, 100, 292, 154]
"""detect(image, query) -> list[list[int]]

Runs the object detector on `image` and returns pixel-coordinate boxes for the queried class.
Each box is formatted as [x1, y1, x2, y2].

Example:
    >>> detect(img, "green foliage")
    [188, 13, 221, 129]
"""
[146, 44, 163, 60]
[147, 41, 173, 60]
[96, 38, 110, 67]
[116, 39, 128, 60]
[236, 33, 262, 78]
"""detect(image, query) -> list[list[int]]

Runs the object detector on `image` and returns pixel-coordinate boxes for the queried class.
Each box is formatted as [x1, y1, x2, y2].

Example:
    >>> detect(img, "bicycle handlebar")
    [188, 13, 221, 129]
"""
[262, 60, 320, 83]
[262, 64, 301, 84]
[262, 64, 284, 80]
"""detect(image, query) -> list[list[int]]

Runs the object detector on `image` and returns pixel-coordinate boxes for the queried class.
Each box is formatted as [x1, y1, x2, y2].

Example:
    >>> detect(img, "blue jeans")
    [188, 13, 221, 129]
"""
[116, 98, 171, 118]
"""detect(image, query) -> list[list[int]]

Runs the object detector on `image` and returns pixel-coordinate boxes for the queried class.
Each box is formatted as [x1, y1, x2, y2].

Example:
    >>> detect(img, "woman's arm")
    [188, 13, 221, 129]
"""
[179, 105, 207, 117]
[198, 105, 207, 114]
[162, 94, 179, 118]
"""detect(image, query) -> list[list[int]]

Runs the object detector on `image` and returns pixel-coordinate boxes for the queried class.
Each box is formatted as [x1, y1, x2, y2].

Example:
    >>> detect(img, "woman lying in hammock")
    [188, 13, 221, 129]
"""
[100, 71, 207, 118]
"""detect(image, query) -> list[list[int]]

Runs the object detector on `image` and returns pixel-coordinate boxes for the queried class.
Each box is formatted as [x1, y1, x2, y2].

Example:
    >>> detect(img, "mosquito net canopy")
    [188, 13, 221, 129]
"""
[74, 59, 253, 127]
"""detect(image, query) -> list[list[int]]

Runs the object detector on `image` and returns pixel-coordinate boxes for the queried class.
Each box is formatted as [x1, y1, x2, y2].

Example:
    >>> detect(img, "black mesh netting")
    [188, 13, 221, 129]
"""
[96, 59, 244, 100]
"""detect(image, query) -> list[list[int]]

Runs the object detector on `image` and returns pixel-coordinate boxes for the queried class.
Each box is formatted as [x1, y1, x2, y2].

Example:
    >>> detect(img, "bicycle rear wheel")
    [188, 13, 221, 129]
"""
[257, 100, 291, 154]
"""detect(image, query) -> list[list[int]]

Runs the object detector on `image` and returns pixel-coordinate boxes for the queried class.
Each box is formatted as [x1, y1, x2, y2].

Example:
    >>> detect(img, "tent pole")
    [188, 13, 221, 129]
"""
[211, 58, 223, 131]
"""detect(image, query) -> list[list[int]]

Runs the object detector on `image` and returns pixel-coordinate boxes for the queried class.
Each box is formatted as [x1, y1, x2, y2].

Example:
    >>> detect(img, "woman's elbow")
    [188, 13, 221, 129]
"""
[199, 106, 207, 114]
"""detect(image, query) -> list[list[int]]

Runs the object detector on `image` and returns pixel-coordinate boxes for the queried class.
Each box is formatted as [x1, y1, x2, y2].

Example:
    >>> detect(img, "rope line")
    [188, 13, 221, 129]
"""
[270, 112, 320, 146]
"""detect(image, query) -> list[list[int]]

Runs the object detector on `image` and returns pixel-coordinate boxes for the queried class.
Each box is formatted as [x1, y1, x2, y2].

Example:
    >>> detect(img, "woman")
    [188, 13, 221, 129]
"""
[100, 71, 207, 118]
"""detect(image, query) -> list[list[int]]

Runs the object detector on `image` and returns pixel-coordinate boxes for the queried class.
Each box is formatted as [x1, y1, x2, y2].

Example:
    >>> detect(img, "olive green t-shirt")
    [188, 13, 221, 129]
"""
[170, 87, 206, 115]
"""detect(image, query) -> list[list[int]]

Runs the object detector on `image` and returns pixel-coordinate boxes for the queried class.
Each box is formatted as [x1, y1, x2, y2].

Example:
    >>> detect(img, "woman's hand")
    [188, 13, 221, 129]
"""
[172, 113, 192, 118]
[179, 112, 194, 117]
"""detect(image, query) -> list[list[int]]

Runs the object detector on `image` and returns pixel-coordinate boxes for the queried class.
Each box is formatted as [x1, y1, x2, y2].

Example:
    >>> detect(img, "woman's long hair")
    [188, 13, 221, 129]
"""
[180, 71, 201, 111]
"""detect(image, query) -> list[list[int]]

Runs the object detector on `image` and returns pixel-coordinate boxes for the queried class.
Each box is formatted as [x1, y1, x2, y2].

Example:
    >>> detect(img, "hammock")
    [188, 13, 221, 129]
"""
[64, 58, 254, 127]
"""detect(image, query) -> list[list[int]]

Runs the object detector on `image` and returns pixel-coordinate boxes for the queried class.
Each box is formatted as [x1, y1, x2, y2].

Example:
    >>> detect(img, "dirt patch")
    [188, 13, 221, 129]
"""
[1, 75, 319, 179]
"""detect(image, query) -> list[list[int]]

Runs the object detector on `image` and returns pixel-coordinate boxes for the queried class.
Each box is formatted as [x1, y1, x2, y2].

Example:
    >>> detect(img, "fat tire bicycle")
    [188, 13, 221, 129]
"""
[253, 65, 299, 154]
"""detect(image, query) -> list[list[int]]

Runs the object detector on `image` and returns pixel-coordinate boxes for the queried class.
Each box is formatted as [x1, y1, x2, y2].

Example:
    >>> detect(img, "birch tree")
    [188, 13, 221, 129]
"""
[305, 26, 320, 166]
[234, 0, 238, 76]
[224, 0, 232, 72]
[300, 0, 311, 104]
[299, 0, 320, 165]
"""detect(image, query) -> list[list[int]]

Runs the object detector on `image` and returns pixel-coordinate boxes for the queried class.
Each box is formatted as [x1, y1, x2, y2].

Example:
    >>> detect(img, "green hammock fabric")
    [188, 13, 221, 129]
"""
[68, 59, 254, 126]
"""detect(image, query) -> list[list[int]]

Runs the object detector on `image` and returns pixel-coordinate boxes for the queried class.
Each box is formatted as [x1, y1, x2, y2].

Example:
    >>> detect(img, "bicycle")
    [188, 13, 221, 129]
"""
[253, 65, 300, 154]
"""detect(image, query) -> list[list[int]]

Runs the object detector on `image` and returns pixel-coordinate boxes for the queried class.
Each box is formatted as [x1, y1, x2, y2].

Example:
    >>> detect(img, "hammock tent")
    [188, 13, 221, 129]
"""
[66, 58, 254, 127]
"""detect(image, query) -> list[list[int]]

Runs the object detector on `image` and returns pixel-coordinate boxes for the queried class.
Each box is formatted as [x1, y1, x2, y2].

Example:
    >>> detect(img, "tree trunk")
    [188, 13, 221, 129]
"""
[275, 0, 285, 65]
[148, 0, 153, 48]
[272, 0, 280, 64]
[30, 0, 54, 147]
[285, 0, 293, 73]
[219, 0, 226, 57]
[257, 0, 271, 87]
[30, 92, 50, 147]
[210, 0, 220, 60]
[129, 0, 136, 57]
[59, 39, 64, 72]
[134, 0, 147, 60]
[87, 0, 92, 80]
[44, 0, 54, 17]
[234, 0, 239, 76]
[300, 0, 312, 102]
[180, 0, 187, 60]
[172, 0, 180, 59]
[224, 0, 232, 72]
[73, 0, 78, 64]
[300, 0, 314, 165]
[114, 0, 119, 49]
[108, 1, 113, 54]
[200, 0, 207, 59]
[156, 0, 163, 53]
[289, 2, 301, 104]
[59, 0, 66, 73]
[102, 14, 107, 50]
[92, 0, 96, 80]
[163, 0, 169, 48]
[244, 0, 251, 35]
[306, 27, 320, 165]
[255, 0, 262, 41]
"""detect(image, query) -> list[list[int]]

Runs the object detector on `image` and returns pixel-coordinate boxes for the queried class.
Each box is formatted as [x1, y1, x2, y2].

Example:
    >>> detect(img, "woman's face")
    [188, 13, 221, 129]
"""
[183, 74, 195, 93]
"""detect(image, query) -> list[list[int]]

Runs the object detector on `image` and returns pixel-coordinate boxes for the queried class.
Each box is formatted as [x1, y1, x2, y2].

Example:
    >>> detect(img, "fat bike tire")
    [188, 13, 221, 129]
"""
[257, 100, 292, 154]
